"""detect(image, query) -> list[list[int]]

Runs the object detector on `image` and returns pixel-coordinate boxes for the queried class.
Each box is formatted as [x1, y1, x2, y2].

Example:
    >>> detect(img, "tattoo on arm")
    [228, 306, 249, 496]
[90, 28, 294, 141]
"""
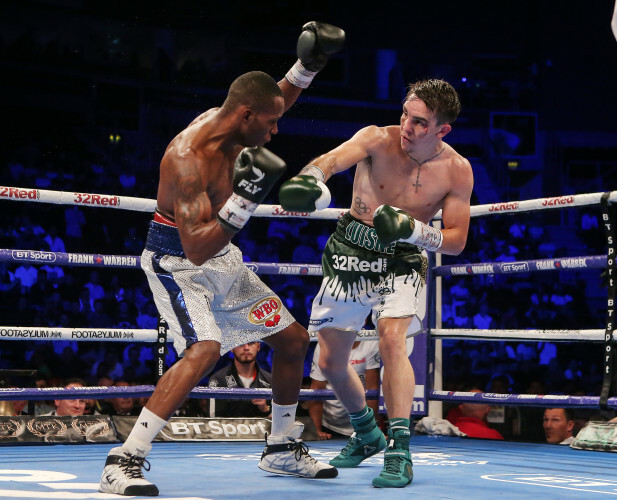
[352, 196, 371, 216]
[174, 167, 209, 229]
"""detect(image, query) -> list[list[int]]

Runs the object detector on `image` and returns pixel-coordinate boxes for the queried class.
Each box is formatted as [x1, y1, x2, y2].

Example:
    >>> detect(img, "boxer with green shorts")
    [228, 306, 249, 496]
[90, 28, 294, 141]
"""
[279, 78, 474, 488]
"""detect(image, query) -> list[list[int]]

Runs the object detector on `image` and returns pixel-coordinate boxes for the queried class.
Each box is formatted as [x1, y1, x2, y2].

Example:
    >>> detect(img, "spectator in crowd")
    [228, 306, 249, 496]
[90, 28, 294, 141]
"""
[543, 407, 575, 445]
[44, 225, 66, 253]
[472, 303, 493, 329]
[91, 351, 124, 381]
[121, 344, 153, 381]
[90, 376, 115, 414]
[114, 300, 138, 328]
[32, 375, 55, 416]
[107, 380, 140, 416]
[446, 389, 504, 440]
[136, 300, 159, 329]
[87, 299, 114, 328]
[309, 340, 381, 439]
[208, 342, 271, 418]
[64, 206, 86, 250]
[45, 378, 87, 416]
[14, 262, 38, 291]
[84, 271, 105, 309]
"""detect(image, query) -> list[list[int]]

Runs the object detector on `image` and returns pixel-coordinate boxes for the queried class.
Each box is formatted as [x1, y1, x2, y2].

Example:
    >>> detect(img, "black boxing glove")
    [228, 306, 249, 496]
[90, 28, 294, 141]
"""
[217, 147, 287, 232]
[286, 21, 345, 89]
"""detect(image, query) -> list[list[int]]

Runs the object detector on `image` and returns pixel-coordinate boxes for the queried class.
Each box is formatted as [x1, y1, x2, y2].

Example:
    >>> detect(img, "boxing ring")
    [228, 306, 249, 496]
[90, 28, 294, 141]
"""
[0, 186, 616, 499]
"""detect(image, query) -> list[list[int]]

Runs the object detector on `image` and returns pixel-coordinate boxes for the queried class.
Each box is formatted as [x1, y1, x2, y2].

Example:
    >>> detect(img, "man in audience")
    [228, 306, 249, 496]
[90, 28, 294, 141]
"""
[543, 407, 575, 444]
[107, 380, 141, 416]
[446, 389, 504, 440]
[45, 378, 87, 416]
[208, 342, 272, 417]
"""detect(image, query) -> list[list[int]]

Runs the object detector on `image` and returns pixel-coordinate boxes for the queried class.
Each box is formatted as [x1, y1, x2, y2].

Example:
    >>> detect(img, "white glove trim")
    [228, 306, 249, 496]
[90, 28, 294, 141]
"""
[404, 219, 443, 251]
[314, 180, 331, 210]
[217, 193, 258, 231]
[285, 59, 318, 89]
[299, 164, 325, 183]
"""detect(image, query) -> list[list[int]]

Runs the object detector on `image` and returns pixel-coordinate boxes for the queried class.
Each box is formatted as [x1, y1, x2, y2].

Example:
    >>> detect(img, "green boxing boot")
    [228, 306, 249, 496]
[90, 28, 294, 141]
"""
[329, 407, 386, 468]
[372, 428, 413, 488]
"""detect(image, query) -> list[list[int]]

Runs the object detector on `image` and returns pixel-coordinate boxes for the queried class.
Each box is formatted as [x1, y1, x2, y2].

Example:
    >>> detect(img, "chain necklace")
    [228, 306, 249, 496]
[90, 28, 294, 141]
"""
[409, 145, 446, 193]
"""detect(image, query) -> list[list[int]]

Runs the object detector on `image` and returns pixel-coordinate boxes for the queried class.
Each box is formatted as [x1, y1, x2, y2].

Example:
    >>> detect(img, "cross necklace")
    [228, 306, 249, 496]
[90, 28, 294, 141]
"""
[409, 145, 446, 193]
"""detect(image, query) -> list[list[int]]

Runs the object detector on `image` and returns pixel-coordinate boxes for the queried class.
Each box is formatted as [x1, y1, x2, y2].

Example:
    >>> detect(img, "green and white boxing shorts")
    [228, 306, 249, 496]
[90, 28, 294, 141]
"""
[309, 212, 427, 334]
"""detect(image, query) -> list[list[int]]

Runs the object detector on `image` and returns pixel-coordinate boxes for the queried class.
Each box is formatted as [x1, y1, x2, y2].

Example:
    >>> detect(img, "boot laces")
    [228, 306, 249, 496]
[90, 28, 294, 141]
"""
[290, 439, 316, 464]
[338, 432, 358, 457]
[119, 453, 151, 479]
[383, 439, 404, 475]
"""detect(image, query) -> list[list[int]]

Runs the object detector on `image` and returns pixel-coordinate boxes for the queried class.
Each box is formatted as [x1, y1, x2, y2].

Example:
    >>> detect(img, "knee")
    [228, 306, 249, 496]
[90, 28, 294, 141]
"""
[274, 323, 309, 361]
[378, 332, 406, 362]
[318, 350, 344, 379]
[183, 341, 220, 376]
[318, 356, 335, 379]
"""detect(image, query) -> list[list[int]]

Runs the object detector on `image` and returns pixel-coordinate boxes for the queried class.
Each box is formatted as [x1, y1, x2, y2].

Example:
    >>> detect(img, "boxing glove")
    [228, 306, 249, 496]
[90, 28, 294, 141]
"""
[217, 147, 287, 232]
[297, 21, 346, 72]
[286, 21, 345, 88]
[279, 175, 331, 212]
[373, 204, 443, 251]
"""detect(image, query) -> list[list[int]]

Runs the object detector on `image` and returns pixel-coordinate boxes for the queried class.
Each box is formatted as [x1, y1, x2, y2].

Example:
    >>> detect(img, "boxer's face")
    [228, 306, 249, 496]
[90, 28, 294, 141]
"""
[400, 97, 450, 153]
[241, 96, 284, 147]
[400, 97, 434, 150]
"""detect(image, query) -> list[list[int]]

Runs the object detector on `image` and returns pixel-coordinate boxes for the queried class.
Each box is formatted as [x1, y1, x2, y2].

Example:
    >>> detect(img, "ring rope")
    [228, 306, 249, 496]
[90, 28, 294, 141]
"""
[431, 328, 609, 342]
[0, 385, 379, 402]
[0, 248, 324, 276]
[429, 390, 617, 409]
[1, 385, 616, 410]
[0, 249, 605, 277]
[0, 326, 383, 342]
[1, 185, 615, 219]
[434, 255, 606, 276]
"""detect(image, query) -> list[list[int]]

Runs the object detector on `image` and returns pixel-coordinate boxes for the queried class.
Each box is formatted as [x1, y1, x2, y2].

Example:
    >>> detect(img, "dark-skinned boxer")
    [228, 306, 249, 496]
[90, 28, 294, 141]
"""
[99, 21, 344, 496]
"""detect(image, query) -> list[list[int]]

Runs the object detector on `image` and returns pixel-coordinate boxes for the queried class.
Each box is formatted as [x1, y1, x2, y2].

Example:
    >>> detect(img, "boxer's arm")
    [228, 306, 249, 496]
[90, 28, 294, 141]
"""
[307, 126, 381, 180]
[278, 126, 379, 212]
[278, 78, 303, 113]
[439, 156, 474, 255]
[280, 21, 345, 112]
[173, 159, 232, 266]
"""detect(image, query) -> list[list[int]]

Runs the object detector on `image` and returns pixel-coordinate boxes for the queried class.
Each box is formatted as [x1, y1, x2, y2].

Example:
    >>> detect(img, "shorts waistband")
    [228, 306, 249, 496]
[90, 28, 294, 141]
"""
[154, 209, 177, 227]
[145, 221, 185, 257]
[335, 212, 419, 255]
[145, 221, 231, 259]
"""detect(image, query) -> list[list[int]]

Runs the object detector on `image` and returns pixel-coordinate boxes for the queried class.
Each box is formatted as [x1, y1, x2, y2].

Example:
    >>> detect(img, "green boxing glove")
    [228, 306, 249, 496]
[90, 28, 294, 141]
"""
[373, 204, 443, 251]
[279, 171, 331, 212]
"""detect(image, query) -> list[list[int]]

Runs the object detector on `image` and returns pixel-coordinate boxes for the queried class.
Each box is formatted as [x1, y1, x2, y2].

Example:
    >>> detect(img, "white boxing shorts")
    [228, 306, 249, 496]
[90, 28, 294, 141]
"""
[142, 221, 294, 356]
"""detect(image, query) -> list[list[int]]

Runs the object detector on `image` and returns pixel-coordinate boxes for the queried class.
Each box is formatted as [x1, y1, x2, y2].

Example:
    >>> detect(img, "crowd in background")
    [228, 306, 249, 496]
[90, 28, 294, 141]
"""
[0, 130, 611, 444]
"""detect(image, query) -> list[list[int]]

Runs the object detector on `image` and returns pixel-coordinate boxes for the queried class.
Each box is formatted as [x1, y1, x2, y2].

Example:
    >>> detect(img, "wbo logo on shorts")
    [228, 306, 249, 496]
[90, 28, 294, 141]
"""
[248, 296, 283, 327]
